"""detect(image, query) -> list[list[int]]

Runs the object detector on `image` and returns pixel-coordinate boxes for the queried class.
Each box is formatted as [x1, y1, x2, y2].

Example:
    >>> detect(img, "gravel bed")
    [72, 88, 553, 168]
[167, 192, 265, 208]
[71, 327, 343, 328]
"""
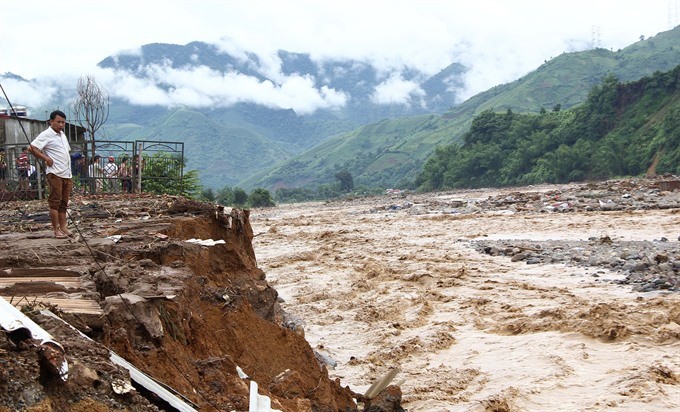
[471, 236, 680, 292]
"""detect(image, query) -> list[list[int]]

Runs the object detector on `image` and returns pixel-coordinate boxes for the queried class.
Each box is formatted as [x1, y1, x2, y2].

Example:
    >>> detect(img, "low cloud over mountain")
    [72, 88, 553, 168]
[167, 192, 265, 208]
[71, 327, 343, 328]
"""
[2, 41, 465, 119]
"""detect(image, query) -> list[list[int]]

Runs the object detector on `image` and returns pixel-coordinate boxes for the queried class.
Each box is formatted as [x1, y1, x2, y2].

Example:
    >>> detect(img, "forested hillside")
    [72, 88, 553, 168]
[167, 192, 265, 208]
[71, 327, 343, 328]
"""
[442, 26, 680, 118]
[244, 26, 680, 194]
[415, 65, 680, 191]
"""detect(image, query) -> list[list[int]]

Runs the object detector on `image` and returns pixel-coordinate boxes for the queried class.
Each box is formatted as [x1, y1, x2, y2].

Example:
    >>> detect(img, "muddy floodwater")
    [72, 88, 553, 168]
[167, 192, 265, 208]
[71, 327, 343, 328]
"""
[251, 182, 680, 411]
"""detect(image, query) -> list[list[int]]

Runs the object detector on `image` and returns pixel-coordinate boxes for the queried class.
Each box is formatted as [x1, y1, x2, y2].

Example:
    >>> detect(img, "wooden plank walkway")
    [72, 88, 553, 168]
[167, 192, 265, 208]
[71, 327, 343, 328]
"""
[0, 271, 103, 316]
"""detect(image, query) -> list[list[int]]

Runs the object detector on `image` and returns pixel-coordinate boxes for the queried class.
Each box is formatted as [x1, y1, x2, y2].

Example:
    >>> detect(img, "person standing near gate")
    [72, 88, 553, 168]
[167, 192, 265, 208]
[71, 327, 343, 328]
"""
[104, 156, 119, 193]
[118, 156, 132, 193]
[16, 147, 30, 190]
[29, 110, 73, 239]
[87, 155, 104, 192]
[0, 150, 6, 191]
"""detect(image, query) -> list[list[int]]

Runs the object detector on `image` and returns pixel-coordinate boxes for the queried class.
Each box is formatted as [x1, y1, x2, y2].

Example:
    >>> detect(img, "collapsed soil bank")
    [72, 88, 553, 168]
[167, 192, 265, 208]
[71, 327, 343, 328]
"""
[0, 196, 358, 411]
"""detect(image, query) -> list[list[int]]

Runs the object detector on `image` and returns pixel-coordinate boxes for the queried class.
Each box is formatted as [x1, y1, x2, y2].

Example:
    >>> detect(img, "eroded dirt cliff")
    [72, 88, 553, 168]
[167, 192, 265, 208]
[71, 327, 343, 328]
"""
[0, 195, 358, 411]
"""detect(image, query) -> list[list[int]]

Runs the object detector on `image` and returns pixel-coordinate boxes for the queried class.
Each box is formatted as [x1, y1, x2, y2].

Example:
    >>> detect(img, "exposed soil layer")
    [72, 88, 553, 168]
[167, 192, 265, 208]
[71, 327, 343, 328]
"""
[0, 194, 357, 412]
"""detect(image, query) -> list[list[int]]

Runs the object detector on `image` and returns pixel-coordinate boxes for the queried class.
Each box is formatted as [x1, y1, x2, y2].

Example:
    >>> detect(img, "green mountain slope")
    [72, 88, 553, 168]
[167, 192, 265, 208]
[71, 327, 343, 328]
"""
[239, 114, 474, 190]
[446, 26, 680, 117]
[101, 102, 361, 188]
[242, 26, 680, 191]
[415, 66, 680, 190]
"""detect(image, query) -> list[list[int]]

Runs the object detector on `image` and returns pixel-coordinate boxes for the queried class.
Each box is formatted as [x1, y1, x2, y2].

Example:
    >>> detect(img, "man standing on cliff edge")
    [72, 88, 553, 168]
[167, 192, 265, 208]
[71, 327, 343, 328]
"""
[29, 110, 73, 239]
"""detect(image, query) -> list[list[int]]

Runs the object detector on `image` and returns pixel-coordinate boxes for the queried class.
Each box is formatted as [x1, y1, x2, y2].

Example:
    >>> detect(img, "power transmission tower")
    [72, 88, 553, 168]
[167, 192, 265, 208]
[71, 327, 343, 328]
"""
[669, 0, 679, 29]
[591, 25, 602, 49]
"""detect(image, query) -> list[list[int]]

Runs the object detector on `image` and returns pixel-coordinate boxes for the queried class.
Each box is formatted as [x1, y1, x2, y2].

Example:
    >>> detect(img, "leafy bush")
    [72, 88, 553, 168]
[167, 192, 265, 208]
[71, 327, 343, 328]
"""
[248, 188, 276, 207]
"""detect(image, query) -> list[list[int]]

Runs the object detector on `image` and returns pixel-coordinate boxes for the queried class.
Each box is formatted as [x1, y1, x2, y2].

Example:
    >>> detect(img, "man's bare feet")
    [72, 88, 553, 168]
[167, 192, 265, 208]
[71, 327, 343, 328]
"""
[60, 228, 74, 237]
[54, 230, 68, 239]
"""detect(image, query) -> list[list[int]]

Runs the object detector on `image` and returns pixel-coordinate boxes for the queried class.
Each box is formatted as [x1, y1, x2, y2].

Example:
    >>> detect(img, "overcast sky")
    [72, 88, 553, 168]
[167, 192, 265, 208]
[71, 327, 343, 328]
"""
[0, 0, 677, 114]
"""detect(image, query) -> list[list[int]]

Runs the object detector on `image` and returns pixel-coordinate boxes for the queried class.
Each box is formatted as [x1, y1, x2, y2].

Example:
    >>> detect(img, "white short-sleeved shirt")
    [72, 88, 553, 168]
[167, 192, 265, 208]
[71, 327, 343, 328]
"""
[31, 127, 72, 179]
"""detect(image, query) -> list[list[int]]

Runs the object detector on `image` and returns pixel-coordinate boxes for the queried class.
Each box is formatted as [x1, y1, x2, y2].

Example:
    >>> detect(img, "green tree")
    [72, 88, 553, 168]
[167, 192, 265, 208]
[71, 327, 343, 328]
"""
[248, 188, 276, 207]
[657, 106, 680, 173]
[316, 183, 339, 199]
[335, 169, 354, 192]
[142, 152, 200, 197]
[200, 188, 215, 202]
[415, 144, 458, 192]
[275, 187, 315, 203]
[233, 187, 248, 206]
[579, 74, 619, 139]
[215, 185, 250, 206]
[216, 186, 234, 205]
[464, 109, 512, 145]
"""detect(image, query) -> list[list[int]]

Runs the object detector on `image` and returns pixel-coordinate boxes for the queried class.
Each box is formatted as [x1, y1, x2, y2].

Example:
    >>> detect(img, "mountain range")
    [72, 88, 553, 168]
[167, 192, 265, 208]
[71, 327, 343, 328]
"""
[240, 26, 680, 191]
[94, 41, 467, 189]
[3, 26, 679, 191]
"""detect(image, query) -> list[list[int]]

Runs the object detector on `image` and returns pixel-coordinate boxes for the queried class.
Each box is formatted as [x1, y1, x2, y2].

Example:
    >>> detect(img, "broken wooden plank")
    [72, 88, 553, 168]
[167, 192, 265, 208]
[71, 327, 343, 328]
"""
[0, 277, 82, 289]
[1, 296, 103, 315]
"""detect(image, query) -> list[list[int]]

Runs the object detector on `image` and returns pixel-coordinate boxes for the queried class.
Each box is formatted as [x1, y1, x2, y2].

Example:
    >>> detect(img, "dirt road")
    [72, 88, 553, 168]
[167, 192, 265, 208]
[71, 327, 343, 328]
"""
[252, 182, 680, 411]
